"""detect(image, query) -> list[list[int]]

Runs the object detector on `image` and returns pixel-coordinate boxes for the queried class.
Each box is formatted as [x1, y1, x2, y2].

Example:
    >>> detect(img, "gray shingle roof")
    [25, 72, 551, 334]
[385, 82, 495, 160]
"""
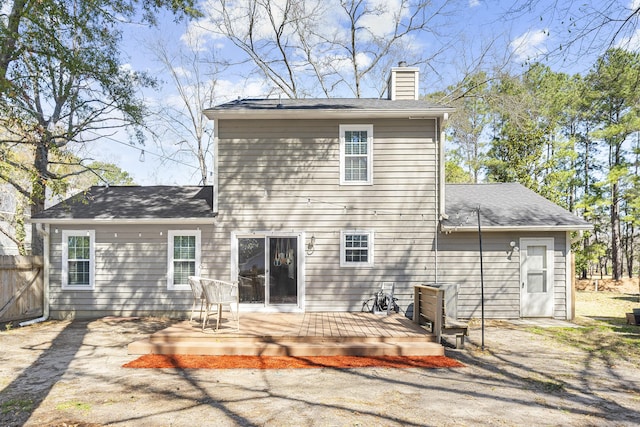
[442, 183, 592, 231]
[31, 186, 215, 222]
[209, 97, 451, 112]
[204, 98, 456, 121]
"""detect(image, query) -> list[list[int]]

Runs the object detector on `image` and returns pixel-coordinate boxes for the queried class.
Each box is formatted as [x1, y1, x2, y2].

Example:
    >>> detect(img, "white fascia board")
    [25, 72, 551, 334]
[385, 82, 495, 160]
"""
[441, 224, 593, 233]
[204, 109, 454, 120]
[27, 218, 215, 225]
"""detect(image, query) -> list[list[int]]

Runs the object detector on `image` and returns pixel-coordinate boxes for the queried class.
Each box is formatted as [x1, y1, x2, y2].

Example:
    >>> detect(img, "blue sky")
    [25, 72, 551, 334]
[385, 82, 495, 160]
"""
[79, 0, 640, 186]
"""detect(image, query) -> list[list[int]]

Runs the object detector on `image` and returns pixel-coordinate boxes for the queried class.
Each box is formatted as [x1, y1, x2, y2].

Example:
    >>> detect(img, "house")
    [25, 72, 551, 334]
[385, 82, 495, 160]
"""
[438, 183, 591, 319]
[30, 65, 591, 320]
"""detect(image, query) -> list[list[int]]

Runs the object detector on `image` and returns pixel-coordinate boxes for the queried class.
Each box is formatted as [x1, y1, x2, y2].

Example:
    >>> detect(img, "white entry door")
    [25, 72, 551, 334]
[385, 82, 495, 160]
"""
[520, 238, 555, 317]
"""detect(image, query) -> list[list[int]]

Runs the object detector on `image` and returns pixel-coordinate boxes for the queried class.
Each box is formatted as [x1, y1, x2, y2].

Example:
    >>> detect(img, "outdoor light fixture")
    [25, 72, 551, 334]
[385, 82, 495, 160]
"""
[307, 235, 315, 255]
[507, 241, 519, 261]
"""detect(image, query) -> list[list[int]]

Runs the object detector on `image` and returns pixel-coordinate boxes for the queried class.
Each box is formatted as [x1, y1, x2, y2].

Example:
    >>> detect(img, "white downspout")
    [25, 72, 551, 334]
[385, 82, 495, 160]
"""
[434, 113, 449, 283]
[20, 223, 50, 326]
[434, 117, 439, 283]
[213, 117, 219, 214]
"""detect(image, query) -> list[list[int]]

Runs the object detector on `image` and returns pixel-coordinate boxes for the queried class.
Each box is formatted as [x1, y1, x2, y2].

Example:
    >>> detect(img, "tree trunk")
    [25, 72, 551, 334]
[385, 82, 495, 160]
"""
[0, 0, 27, 87]
[611, 188, 622, 280]
[581, 136, 591, 280]
[30, 141, 50, 255]
[610, 135, 623, 281]
[581, 237, 588, 279]
[627, 223, 634, 278]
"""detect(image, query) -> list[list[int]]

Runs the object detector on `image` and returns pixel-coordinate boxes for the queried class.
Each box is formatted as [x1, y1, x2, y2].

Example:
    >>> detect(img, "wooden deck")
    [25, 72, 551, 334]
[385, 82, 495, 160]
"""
[128, 312, 444, 357]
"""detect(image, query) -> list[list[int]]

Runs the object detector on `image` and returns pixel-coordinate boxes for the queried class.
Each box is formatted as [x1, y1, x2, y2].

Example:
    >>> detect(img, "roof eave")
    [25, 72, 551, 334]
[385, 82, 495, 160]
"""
[204, 108, 454, 120]
[440, 224, 594, 233]
[28, 217, 217, 225]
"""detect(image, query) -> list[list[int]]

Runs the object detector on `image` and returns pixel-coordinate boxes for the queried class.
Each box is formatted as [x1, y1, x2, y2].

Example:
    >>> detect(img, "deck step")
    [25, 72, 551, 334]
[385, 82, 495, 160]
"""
[147, 333, 439, 345]
[127, 314, 445, 357]
[128, 338, 444, 357]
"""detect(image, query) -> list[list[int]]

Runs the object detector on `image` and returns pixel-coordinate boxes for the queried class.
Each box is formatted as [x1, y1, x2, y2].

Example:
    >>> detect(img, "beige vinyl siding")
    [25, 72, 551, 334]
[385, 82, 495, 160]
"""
[216, 117, 439, 311]
[393, 71, 418, 100]
[437, 231, 568, 319]
[48, 224, 215, 319]
[389, 68, 419, 100]
[551, 233, 569, 318]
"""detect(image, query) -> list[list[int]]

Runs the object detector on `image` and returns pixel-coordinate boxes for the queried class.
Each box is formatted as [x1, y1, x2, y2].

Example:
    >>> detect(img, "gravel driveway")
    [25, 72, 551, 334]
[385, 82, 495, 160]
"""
[1, 317, 639, 426]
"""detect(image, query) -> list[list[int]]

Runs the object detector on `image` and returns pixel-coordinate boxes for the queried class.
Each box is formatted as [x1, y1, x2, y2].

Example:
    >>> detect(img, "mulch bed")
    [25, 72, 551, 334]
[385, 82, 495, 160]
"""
[123, 354, 464, 369]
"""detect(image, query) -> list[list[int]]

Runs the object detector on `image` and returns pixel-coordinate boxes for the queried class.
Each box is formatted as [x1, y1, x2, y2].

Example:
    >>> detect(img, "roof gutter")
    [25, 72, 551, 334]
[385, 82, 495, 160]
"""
[27, 217, 216, 225]
[204, 108, 455, 121]
[441, 224, 594, 233]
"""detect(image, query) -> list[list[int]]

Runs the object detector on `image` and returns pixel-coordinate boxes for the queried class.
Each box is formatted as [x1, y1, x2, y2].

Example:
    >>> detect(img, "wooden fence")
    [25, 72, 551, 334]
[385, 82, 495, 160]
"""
[0, 255, 43, 323]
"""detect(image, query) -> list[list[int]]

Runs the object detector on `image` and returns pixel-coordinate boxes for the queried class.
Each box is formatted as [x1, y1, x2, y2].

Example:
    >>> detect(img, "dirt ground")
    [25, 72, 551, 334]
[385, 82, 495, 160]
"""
[576, 277, 640, 294]
[1, 312, 639, 427]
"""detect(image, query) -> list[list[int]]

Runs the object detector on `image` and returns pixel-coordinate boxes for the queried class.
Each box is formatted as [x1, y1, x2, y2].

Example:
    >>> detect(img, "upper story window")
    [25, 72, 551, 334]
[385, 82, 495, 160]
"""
[340, 124, 373, 185]
[340, 230, 374, 267]
[168, 230, 201, 290]
[62, 230, 95, 290]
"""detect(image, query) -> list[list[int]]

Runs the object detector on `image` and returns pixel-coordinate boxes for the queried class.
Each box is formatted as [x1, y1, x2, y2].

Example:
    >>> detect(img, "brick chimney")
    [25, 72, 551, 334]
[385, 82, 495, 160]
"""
[387, 61, 419, 100]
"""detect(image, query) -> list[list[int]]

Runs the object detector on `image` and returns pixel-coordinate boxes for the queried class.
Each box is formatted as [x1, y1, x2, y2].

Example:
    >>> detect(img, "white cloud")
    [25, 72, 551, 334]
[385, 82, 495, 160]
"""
[615, 28, 640, 51]
[469, 0, 481, 7]
[358, 0, 409, 39]
[215, 78, 270, 102]
[183, 0, 299, 46]
[0, 3, 11, 23]
[180, 20, 223, 51]
[510, 29, 549, 62]
[630, 0, 640, 10]
[182, 0, 413, 53]
[172, 67, 192, 79]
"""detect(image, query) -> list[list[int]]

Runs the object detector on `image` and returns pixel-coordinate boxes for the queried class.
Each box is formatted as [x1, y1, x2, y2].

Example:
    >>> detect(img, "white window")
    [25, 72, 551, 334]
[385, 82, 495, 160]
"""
[340, 124, 373, 185]
[168, 230, 201, 290]
[62, 230, 95, 290]
[340, 230, 374, 267]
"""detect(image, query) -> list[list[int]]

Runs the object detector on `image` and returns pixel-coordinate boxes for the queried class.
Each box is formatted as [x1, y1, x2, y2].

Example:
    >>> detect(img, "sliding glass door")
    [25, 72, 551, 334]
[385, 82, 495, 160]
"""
[237, 235, 299, 307]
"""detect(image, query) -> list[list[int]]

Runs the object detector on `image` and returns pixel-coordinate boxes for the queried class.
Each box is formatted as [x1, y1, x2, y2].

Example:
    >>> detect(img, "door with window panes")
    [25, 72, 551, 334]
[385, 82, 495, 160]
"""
[520, 238, 555, 317]
[236, 235, 299, 307]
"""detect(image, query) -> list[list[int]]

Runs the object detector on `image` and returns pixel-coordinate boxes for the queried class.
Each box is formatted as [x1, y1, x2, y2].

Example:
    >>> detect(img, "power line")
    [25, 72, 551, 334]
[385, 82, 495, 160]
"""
[86, 133, 201, 171]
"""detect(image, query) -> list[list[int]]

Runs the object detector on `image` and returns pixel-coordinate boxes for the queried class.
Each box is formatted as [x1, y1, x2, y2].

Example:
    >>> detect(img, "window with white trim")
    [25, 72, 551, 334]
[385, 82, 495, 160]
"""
[168, 230, 201, 290]
[340, 230, 374, 267]
[340, 124, 373, 185]
[62, 230, 95, 290]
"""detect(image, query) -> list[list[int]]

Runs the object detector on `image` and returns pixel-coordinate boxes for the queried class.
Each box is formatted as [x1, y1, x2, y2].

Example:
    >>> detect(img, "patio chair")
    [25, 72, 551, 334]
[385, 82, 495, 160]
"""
[187, 276, 205, 322]
[201, 278, 240, 331]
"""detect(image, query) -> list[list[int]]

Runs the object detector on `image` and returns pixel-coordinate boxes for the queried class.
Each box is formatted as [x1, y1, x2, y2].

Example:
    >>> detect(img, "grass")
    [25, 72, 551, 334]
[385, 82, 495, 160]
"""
[1, 397, 34, 415]
[528, 290, 640, 367]
[524, 375, 566, 393]
[577, 290, 639, 318]
[55, 400, 92, 412]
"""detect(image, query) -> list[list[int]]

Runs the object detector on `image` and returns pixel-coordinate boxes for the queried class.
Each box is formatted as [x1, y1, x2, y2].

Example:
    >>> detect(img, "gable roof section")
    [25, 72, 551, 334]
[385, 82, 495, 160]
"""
[441, 183, 592, 232]
[204, 98, 454, 120]
[30, 186, 215, 224]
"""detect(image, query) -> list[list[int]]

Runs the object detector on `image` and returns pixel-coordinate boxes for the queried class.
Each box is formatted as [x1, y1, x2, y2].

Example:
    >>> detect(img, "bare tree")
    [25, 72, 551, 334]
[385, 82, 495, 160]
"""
[501, 1, 640, 67]
[197, 0, 460, 98]
[147, 33, 224, 185]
